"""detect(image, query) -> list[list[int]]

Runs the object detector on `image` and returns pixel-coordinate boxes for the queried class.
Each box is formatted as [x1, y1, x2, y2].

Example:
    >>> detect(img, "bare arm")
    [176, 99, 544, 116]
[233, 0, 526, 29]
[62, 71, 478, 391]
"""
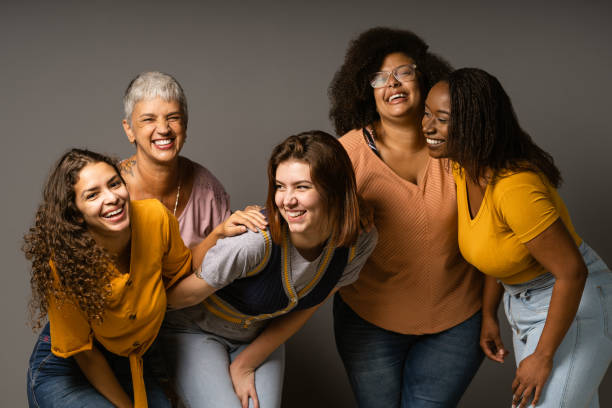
[480, 275, 509, 363]
[512, 218, 587, 408]
[73, 346, 133, 408]
[229, 289, 338, 408]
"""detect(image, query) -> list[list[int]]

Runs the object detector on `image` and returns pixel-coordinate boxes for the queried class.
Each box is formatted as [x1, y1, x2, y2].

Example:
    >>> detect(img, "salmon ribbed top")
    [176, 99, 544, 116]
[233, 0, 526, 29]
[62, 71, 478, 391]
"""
[339, 129, 483, 334]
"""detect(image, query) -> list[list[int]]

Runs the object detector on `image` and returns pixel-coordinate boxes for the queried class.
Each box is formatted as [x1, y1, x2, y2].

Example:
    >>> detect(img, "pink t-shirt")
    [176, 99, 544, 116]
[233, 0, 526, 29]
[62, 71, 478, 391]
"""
[177, 161, 231, 248]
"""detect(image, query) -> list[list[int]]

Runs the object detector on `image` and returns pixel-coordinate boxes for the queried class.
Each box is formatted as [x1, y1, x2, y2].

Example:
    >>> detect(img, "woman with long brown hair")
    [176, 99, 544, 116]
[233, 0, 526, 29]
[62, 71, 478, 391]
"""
[24, 149, 260, 408]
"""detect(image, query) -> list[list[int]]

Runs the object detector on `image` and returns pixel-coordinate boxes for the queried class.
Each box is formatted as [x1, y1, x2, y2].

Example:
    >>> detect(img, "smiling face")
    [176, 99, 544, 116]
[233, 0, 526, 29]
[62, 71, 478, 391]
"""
[423, 81, 451, 158]
[373, 52, 422, 122]
[122, 97, 186, 164]
[274, 159, 330, 249]
[74, 162, 130, 243]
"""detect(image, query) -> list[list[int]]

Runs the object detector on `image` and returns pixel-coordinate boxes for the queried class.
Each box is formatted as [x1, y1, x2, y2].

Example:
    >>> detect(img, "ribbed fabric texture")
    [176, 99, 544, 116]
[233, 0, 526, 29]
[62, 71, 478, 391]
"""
[339, 129, 483, 334]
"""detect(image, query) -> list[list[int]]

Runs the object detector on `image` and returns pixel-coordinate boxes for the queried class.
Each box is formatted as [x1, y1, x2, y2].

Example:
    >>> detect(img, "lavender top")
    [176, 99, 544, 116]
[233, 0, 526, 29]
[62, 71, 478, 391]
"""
[177, 161, 230, 248]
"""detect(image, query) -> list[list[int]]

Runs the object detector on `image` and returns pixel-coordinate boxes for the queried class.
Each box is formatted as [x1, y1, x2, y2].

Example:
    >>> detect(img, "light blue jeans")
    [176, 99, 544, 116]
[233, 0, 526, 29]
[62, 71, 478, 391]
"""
[502, 242, 612, 408]
[160, 308, 285, 408]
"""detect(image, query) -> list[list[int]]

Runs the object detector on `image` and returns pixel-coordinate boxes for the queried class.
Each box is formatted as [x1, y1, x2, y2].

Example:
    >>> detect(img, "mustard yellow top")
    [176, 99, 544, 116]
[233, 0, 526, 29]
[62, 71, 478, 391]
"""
[454, 168, 581, 285]
[48, 199, 192, 408]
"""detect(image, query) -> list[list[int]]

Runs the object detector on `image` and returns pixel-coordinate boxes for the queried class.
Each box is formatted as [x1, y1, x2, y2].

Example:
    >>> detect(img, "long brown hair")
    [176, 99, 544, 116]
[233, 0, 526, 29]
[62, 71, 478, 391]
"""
[266, 131, 360, 247]
[23, 149, 124, 329]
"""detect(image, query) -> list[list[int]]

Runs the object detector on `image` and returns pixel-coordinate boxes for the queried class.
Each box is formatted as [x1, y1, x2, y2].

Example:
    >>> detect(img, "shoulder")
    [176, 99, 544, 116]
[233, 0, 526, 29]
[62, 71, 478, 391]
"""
[130, 199, 170, 227]
[492, 171, 549, 198]
[215, 228, 271, 254]
[187, 158, 229, 199]
[338, 129, 364, 152]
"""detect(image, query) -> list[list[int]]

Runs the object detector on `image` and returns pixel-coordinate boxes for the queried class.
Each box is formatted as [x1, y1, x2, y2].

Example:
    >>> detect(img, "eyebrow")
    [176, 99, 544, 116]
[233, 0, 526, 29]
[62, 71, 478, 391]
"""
[275, 179, 313, 185]
[138, 111, 183, 118]
[80, 175, 121, 197]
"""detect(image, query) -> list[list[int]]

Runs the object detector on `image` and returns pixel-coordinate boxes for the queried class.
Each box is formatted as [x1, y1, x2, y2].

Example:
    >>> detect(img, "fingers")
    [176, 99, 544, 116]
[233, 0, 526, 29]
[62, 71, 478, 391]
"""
[250, 389, 260, 408]
[226, 210, 268, 234]
[480, 340, 502, 362]
[532, 385, 542, 407]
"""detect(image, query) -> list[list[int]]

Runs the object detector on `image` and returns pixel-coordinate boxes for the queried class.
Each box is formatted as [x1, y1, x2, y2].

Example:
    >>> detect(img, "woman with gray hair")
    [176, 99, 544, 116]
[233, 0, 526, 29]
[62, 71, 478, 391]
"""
[119, 71, 266, 404]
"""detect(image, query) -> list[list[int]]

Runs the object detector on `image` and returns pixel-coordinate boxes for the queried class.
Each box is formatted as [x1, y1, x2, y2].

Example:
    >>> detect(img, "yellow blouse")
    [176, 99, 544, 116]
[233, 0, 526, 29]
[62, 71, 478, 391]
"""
[48, 199, 192, 407]
[454, 168, 581, 284]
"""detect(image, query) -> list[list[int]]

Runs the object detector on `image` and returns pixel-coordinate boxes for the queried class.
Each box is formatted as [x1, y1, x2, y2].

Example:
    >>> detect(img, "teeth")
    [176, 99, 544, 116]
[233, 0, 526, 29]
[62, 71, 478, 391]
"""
[287, 210, 305, 217]
[104, 208, 123, 218]
[389, 93, 406, 101]
[154, 139, 172, 146]
[426, 138, 445, 145]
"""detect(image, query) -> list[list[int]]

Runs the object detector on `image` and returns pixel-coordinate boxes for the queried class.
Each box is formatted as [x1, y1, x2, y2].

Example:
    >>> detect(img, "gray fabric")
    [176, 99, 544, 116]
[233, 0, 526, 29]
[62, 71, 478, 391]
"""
[190, 227, 378, 340]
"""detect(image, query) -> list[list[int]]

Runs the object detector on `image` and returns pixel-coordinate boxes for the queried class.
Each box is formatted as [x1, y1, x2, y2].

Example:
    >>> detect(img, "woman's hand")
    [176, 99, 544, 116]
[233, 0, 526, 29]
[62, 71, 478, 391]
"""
[229, 361, 259, 408]
[480, 315, 509, 363]
[219, 207, 267, 237]
[511, 352, 553, 408]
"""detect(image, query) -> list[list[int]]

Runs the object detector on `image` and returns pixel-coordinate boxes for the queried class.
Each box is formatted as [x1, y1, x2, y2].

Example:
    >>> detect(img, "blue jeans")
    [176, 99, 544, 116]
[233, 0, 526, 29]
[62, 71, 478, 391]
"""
[26, 323, 171, 408]
[333, 294, 483, 408]
[503, 241, 612, 408]
[160, 308, 285, 408]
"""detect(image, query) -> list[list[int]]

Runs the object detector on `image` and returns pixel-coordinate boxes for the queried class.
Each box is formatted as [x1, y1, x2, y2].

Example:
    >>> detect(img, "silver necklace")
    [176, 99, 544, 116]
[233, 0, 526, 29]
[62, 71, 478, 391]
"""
[172, 169, 181, 216]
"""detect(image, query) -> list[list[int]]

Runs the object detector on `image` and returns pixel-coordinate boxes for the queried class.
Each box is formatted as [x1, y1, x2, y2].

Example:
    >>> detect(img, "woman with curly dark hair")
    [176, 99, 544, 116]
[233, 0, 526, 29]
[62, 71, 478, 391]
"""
[329, 27, 484, 407]
[422, 68, 612, 408]
[24, 149, 261, 408]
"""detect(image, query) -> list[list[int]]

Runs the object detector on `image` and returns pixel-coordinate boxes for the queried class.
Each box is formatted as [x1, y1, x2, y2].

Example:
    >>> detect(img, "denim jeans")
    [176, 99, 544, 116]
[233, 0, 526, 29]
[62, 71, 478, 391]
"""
[333, 294, 483, 408]
[160, 308, 285, 408]
[503, 241, 612, 408]
[26, 323, 171, 408]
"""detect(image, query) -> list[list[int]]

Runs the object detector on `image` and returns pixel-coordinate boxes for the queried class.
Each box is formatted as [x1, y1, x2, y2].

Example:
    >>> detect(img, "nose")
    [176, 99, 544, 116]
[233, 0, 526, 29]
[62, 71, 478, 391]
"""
[422, 115, 434, 134]
[101, 188, 120, 204]
[283, 190, 298, 207]
[156, 118, 171, 134]
[387, 72, 401, 87]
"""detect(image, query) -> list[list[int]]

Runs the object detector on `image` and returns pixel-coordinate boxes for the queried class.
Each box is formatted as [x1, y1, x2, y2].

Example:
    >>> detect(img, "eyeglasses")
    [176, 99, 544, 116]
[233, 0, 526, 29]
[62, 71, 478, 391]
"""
[369, 64, 417, 88]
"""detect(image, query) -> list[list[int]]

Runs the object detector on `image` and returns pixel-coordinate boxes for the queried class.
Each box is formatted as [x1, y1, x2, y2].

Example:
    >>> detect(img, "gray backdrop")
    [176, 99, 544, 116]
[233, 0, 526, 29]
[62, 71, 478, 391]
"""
[2, 0, 611, 406]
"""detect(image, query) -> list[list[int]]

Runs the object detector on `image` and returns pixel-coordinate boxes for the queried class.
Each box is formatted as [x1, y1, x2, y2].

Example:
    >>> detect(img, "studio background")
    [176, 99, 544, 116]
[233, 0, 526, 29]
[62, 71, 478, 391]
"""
[2, 0, 611, 406]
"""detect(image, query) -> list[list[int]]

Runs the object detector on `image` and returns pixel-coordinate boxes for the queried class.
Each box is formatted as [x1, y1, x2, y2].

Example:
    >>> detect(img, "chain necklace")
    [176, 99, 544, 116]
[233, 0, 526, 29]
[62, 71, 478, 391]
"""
[172, 166, 181, 216]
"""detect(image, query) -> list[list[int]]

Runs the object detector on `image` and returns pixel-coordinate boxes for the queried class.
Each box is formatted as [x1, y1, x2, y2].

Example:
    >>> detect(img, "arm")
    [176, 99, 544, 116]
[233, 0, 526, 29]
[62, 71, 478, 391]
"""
[512, 218, 587, 408]
[480, 275, 509, 363]
[73, 345, 133, 408]
[166, 208, 267, 309]
[229, 289, 338, 408]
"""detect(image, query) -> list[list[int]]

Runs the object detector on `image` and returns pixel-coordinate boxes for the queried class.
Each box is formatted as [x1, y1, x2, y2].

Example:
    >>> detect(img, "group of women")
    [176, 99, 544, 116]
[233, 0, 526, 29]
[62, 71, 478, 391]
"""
[24, 26, 612, 408]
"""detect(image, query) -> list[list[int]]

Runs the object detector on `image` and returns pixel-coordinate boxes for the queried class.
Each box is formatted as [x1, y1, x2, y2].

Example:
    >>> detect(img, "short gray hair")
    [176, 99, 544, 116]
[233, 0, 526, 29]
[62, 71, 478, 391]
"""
[123, 71, 188, 126]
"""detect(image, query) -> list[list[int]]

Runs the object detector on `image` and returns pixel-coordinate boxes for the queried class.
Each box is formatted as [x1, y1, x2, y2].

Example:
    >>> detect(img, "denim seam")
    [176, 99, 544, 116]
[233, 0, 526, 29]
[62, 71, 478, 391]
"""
[596, 286, 612, 341]
[28, 337, 53, 408]
[559, 316, 580, 408]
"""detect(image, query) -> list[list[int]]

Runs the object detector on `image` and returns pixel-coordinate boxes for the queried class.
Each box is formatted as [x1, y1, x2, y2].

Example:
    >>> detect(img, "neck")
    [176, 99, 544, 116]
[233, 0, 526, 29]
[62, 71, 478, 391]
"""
[289, 231, 329, 262]
[375, 118, 426, 153]
[131, 152, 181, 197]
[92, 228, 131, 259]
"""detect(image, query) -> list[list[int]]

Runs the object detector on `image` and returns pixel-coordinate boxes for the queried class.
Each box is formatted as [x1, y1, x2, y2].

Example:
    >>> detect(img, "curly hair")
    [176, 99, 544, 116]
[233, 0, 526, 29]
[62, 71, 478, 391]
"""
[23, 149, 124, 329]
[446, 68, 561, 187]
[329, 27, 452, 135]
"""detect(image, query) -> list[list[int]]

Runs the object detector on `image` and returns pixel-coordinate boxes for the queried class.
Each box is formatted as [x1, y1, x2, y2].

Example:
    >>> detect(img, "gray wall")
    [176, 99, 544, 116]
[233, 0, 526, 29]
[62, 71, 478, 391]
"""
[2, 0, 611, 406]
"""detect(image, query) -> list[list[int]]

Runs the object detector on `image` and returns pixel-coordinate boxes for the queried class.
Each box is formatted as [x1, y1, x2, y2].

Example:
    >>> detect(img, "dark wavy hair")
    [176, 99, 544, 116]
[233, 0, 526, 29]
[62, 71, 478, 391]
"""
[329, 27, 452, 135]
[445, 68, 561, 187]
[266, 131, 360, 247]
[23, 149, 124, 329]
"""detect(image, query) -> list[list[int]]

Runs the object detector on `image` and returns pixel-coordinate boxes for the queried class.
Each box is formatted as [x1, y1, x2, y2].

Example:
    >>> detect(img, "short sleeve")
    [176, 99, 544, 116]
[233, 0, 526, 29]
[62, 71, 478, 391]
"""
[162, 209, 193, 289]
[497, 173, 559, 243]
[336, 227, 378, 288]
[47, 263, 93, 358]
[199, 229, 269, 289]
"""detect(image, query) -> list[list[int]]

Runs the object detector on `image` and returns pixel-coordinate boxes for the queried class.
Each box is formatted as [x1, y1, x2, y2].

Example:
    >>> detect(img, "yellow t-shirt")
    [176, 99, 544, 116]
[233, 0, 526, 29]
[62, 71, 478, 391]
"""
[454, 168, 581, 285]
[48, 199, 192, 407]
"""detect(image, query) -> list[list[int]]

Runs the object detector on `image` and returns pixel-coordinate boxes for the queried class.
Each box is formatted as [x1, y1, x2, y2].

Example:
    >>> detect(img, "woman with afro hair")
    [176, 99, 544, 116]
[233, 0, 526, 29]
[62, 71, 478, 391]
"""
[329, 27, 484, 407]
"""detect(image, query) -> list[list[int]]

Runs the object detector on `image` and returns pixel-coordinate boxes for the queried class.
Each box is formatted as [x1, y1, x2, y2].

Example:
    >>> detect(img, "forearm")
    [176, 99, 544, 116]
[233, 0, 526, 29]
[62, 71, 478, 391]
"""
[534, 274, 586, 358]
[73, 346, 133, 408]
[191, 226, 224, 271]
[166, 273, 217, 309]
[482, 275, 504, 321]
[232, 305, 320, 371]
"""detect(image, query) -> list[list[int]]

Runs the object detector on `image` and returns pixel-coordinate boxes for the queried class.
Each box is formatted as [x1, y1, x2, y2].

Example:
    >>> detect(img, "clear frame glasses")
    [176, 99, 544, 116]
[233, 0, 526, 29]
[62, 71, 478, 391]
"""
[369, 64, 417, 88]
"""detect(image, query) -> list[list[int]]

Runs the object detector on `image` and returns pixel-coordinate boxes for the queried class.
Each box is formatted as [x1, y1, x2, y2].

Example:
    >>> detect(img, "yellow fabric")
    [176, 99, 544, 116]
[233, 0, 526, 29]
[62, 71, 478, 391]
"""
[48, 199, 192, 407]
[454, 168, 581, 284]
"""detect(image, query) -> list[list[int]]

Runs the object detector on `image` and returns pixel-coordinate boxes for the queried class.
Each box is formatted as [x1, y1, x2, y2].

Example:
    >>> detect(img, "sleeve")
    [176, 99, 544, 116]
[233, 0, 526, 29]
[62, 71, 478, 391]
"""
[194, 165, 232, 236]
[162, 209, 193, 289]
[336, 227, 378, 288]
[47, 262, 93, 358]
[199, 230, 269, 289]
[496, 173, 559, 243]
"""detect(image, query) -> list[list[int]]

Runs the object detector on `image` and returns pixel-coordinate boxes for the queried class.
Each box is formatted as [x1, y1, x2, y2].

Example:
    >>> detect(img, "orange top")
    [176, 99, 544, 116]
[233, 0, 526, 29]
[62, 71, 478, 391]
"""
[454, 168, 581, 284]
[339, 129, 483, 334]
[48, 199, 192, 407]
